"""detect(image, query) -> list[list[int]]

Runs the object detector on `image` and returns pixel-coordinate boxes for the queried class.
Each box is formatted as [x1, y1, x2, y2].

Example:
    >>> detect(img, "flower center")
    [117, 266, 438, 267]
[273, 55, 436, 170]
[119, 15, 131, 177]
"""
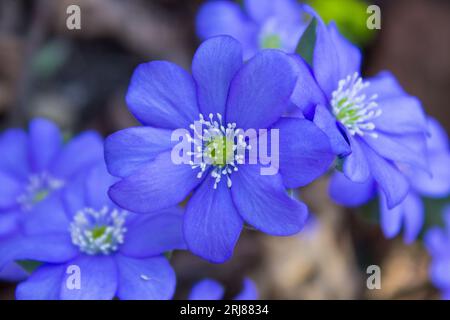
[331, 72, 381, 138]
[70, 207, 127, 255]
[16, 173, 64, 210]
[188, 113, 249, 189]
[261, 34, 282, 49]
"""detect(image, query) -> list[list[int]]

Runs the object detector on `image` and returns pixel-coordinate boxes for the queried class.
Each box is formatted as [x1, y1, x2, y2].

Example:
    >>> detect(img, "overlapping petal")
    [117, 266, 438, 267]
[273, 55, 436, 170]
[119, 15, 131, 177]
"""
[274, 117, 334, 188]
[231, 164, 308, 235]
[226, 50, 297, 130]
[126, 61, 199, 129]
[105, 127, 174, 178]
[192, 36, 243, 117]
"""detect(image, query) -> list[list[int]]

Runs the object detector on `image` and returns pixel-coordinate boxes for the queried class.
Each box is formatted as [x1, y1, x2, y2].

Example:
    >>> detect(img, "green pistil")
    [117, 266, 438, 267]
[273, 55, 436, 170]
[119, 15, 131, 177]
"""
[205, 136, 234, 167]
[261, 34, 282, 49]
[92, 226, 107, 239]
[32, 189, 50, 204]
[335, 98, 360, 124]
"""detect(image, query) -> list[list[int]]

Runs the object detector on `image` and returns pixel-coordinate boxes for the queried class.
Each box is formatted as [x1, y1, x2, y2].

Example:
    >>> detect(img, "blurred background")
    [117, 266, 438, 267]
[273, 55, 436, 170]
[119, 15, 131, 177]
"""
[0, 0, 449, 299]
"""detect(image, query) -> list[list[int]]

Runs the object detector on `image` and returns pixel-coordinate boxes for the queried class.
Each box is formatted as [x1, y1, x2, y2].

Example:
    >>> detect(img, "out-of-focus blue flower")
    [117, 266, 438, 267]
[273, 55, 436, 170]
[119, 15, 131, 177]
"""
[425, 206, 450, 300]
[196, 0, 312, 59]
[291, 16, 428, 210]
[0, 118, 103, 281]
[189, 278, 258, 300]
[0, 162, 185, 300]
[330, 117, 450, 243]
[105, 36, 335, 263]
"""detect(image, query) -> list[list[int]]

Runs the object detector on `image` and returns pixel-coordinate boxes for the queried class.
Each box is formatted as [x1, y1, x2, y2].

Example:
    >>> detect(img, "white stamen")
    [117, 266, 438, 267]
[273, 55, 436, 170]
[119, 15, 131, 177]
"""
[70, 206, 127, 255]
[188, 113, 250, 189]
[331, 72, 381, 138]
[16, 172, 64, 210]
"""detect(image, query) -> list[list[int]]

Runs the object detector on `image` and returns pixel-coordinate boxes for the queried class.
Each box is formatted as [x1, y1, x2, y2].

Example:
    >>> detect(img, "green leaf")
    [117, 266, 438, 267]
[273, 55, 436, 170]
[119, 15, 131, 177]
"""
[16, 260, 43, 274]
[307, 0, 376, 46]
[295, 18, 317, 66]
[333, 156, 345, 172]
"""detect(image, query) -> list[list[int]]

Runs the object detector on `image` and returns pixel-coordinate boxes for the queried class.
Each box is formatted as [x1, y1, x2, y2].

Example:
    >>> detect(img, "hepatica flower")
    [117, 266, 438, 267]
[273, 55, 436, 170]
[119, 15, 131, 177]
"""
[425, 206, 450, 300]
[0, 163, 185, 300]
[330, 117, 450, 243]
[291, 18, 428, 210]
[189, 278, 258, 300]
[105, 36, 334, 263]
[196, 0, 312, 59]
[0, 118, 102, 280]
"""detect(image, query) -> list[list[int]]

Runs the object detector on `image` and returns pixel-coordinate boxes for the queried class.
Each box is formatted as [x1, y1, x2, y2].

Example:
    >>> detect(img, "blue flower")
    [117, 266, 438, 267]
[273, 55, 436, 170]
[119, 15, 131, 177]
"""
[105, 36, 335, 263]
[189, 278, 258, 300]
[196, 0, 312, 59]
[291, 17, 428, 210]
[425, 206, 450, 300]
[0, 118, 103, 281]
[0, 162, 186, 300]
[330, 117, 450, 243]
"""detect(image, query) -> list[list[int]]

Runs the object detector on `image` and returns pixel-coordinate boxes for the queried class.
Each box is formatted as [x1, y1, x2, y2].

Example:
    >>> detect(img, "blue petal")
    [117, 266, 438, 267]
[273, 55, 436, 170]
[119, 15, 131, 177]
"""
[363, 132, 428, 171]
[372, 96, 427, 135]
[410, 118, 450, 197]
[192, 36, 243, 116]
[411, 153, 450, 197]
[290, 56, 327, 119]
[426, 117, 449, 152]
[442, 290, 450, 300]
[85, 163, 116, 210]
[16, 264, 66, 300]
[29, 118, 62, 173]
[244, 0, 273, 23]
[313, 105, 351, 156]
[329, 172, 376, 207]
[362, 71, 405, 100]
[231, 164, 308, 235]
[0, 170, 23, 210]
[343, 135, 370, 183]
[328, 22, 361, 81]
[61, 171, 88, 218]
[0, 128, 29, 180]
[402, 192, 424, 244]
[312, 19, 361, 97]
[226, 50, 297, 129]
[184, 177, 243, 263]
[312, 19, 342, 97]
[234, 278, 258, 300]
[105, 127, 174, 178]
[425, 227, 448, 257]
[120, 207, 186, 258]
[60, 255, 117, 300]
[274, 117, 334, 188]
[0, 210, 19, 238]
[126, 61, 199, 129]
[22, 193, 70, 235]
[259, 16, 308, 53]
[116, 254, 176, 300]
[0, 261, 27, 282]
[189, 279, 224, 300]
[0, 234, 78, 271]
[430, 257, 450, 290]
[379, 193, 403, 239]
[360, 141, 409, 209]
[196, 1, 257, 59]
[245, 0, 305, 24]
[109, 152, 201, 213]
[50, 131, 103, 179]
